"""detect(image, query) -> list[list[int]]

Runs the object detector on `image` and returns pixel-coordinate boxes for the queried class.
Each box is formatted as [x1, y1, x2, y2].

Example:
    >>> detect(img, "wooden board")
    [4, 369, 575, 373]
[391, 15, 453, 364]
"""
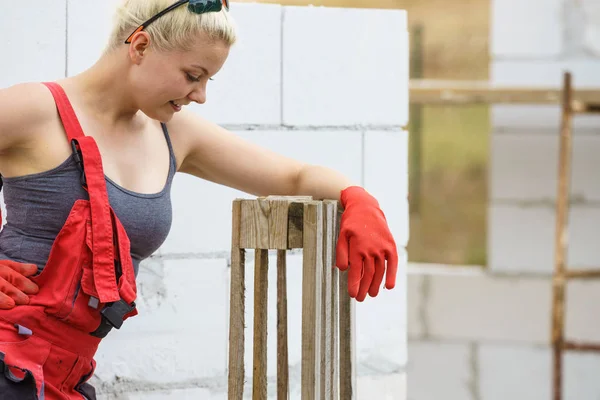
[410, 79, 600, 105]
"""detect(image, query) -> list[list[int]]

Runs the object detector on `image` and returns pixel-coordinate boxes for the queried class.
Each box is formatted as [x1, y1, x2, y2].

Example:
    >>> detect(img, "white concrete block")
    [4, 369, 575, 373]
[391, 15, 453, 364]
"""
[364, 130, 409, 248]
[67, 0, 121, 76]
[582, 0, 600, 56]
[408, 266, 600, 347]
[490, 133, 600, 202]
[124, 388, 215, 400]
[159, 172, 248, 255]
[357, 372, 406, 400]
[491, 60, 600, 130]
[237, 130, 363, 183]
[406, 271, 424, 338]
[565, 280, 600, 344]
[479, 344, 600, 400]
[488, 204, 554, 274]
[479, 344, 551, 400]
[563, 352, 600, 399]
[123, 258, 229, 336]
[94, 258, 229, 382]
[188, 4, 283, 125]
[93, 333, 227, 384]
[97, 388, 224, 400]
[492, 60, 600, 87]
[424, 269, 551, 344]
[491, 0, 562, 58]
[406, 341, 472, 400]
[159, 130, 362, 255]
[488, 204, 600, 273]
[0, 1, 66, 88]
[282, 6, 409, 126]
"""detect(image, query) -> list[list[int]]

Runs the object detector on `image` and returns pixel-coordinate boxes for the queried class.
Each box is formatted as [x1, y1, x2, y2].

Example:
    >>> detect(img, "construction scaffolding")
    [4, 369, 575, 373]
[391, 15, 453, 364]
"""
[551, 72, 600, 400]
[409, 73, 600, 400]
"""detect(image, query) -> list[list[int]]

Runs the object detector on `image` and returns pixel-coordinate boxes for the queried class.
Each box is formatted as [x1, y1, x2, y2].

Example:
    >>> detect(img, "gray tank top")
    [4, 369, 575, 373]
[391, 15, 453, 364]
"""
[0, 123, 176, 276]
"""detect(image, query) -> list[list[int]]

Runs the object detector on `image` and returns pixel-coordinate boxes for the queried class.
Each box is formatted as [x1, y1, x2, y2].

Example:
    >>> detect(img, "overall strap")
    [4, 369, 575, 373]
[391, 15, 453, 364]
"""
[42, 82, 120, 303]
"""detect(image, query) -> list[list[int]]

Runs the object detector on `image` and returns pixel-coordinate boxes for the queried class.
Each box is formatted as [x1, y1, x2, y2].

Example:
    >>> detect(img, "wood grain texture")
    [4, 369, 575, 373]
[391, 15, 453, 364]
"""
[228, 200, 246, 400]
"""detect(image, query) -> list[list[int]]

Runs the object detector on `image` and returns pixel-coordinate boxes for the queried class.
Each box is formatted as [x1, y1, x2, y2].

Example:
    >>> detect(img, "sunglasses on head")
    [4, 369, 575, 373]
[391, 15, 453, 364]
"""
[124, 0, 230, 44]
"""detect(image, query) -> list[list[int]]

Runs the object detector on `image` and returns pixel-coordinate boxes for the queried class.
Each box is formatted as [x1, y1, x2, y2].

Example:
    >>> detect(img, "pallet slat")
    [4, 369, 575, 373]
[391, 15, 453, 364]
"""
[253, 249, 269, 399]
[302, 202, 324, 399]
[228, 200, 246, 400]
[277, 250, 289, 400]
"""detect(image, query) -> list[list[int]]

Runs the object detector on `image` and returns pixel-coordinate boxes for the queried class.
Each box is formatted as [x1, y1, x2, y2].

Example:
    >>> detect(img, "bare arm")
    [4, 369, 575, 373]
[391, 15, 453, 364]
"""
[294, 164, 355, 202]
[0, 83, 53, 155]
[169, 110, 356, 200]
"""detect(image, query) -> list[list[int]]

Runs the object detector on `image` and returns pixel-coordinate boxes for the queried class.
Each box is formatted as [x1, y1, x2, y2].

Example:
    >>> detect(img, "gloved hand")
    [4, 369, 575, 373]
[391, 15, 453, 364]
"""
[0, 260, 39, 309]
[336, 186, 398, 302]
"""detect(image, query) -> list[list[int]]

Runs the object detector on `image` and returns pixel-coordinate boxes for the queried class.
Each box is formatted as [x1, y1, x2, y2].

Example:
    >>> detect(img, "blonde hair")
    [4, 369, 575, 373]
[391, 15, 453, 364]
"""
[105, 0, 237, 53]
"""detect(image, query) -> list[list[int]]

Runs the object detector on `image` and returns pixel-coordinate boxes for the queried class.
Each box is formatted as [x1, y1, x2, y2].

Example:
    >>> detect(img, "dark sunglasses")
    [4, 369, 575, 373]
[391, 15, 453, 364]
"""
[124, 0, 230, 44]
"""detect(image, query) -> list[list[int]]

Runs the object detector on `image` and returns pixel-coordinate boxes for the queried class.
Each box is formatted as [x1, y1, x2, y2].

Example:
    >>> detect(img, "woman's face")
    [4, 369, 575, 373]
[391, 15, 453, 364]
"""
[129, 34, 230, 121]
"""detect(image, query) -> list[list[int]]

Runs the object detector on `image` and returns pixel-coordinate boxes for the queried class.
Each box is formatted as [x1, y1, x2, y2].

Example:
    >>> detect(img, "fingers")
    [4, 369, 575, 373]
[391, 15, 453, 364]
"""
[384, 248, 398, 290]
[0, 263, 39, 295]
[347, 244, 363, 299]
[0, 260, 38, 276]
[0, 280, 30, 307]
[356, 256, 375, 302]
[11, 275, 39, 295]
[0, 292, 16, 309]
[368, 255, 385, 298]
[335, 230, 350, 271]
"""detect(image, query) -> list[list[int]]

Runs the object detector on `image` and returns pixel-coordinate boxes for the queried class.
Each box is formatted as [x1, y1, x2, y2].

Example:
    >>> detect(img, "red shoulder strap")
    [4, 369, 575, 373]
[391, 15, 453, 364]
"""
[41, 82, 85, 141]
[41, 82, 120, 303]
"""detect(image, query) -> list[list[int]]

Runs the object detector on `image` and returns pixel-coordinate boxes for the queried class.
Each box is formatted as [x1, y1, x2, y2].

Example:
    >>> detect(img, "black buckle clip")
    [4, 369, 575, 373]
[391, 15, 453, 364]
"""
[100, 299, 136, 330]
[70, 139, 87, 188]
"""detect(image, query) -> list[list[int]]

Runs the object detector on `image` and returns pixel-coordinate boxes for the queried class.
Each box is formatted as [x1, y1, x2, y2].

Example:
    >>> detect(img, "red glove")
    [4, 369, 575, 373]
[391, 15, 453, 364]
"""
[0, 260, 39, 309]
[336, 186, 398, 301]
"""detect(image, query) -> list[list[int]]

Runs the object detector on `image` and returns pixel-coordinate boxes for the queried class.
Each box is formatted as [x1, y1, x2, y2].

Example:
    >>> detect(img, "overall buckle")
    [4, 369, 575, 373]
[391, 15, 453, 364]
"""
[90, 299, 136, 338]
[70, 139, 87, 189]
[100, 299, 136, 330]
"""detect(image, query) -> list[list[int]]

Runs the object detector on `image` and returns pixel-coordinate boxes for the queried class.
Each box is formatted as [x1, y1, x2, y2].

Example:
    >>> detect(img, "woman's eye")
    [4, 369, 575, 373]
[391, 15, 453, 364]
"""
[186, 73, 200, 82]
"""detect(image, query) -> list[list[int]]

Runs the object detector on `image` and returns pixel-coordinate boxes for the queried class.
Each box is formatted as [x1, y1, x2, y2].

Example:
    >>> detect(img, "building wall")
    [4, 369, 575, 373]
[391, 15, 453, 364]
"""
[406, 0, 600, 399]
[0, 1, 409, 399]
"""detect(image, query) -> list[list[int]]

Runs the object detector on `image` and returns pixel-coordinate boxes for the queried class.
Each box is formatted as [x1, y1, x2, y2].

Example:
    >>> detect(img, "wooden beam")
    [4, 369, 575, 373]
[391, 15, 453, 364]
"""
[409, 79, 600, 105]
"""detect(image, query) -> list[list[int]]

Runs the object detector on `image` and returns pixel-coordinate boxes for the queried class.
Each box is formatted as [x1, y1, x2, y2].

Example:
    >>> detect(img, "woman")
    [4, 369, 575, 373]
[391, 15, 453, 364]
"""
[0, 0, 398, 398]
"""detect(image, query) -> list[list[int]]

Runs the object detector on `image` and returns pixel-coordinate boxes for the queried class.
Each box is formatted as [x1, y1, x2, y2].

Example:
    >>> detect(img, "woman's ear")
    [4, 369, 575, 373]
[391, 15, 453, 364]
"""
[127, 32, 151, 64]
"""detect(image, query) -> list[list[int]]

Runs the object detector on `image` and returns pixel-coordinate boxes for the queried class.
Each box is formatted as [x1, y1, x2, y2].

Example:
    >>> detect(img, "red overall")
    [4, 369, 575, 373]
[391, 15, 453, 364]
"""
[0, 82, 138, 399]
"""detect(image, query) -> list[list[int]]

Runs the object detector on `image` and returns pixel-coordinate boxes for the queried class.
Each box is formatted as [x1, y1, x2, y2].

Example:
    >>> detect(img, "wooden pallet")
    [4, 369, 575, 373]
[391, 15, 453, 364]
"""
[227, 196, 356, 399]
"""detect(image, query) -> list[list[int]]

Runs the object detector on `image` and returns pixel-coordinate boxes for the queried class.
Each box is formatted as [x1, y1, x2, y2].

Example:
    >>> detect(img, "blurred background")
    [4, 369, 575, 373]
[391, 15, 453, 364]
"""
[240, 0, 491, 267]
[240, 1, 600, 399]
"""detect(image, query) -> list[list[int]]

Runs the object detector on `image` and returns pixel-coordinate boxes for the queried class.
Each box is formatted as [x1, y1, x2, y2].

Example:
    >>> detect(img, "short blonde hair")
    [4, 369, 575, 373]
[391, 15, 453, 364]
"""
[105, 0, 237, 52]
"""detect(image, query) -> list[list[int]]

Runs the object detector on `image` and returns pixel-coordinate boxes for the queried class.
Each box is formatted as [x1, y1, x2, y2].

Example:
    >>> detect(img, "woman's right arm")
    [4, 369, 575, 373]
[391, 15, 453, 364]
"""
[0, 83, 53, 155]
[0, 83, 51, 308]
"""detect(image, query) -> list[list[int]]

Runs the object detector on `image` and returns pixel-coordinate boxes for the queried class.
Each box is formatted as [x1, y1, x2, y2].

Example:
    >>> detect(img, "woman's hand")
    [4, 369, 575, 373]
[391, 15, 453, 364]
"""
[0, 260, 39, 309]
[336, 186, 398, 302]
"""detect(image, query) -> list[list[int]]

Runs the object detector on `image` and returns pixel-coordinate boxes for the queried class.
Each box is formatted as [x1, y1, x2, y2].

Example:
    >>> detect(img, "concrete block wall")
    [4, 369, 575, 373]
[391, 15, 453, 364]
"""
[407, 266, 600, 400]
[489, 0, 600, 274]
[0, 1, 409, 399]
[406, 1, 600, 399]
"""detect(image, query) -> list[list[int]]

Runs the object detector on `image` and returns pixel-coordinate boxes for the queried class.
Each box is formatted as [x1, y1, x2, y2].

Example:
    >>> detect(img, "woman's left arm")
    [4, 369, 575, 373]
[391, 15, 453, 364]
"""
[169, 110, 398, 302]
[169, 109, 354, 200]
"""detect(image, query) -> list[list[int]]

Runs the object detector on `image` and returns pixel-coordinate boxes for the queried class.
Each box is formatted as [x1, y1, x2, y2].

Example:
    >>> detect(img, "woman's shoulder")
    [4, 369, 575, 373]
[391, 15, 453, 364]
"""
[0, 82, 57, 152]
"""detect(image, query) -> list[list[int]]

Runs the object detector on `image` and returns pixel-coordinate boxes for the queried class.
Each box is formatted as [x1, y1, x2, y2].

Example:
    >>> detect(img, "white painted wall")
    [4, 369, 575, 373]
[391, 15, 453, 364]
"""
[0, 1, 409, 399]
[406, 0, 600, 399]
